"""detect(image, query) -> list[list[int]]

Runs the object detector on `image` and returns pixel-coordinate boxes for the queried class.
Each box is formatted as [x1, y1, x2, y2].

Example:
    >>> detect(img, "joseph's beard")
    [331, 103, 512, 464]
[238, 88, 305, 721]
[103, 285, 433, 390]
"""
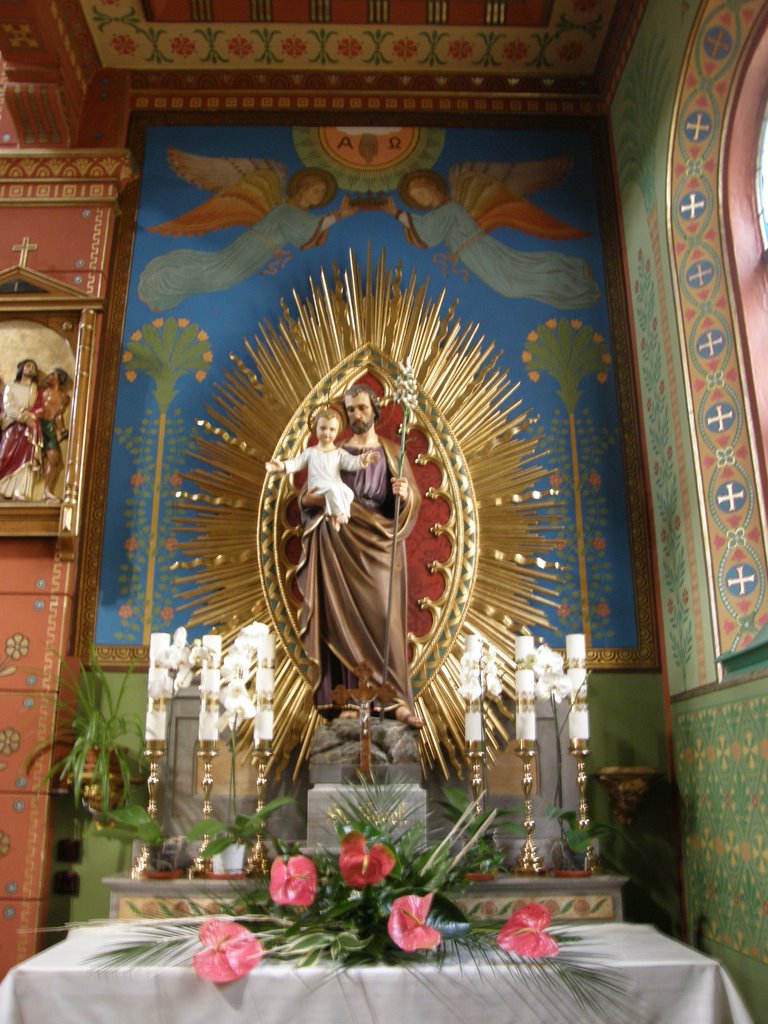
[349, 415, 375, 434]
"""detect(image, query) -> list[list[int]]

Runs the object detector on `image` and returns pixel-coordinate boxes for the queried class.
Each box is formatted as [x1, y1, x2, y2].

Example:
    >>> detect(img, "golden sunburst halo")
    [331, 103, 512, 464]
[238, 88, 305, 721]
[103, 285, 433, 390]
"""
[174, 249, 559, 777]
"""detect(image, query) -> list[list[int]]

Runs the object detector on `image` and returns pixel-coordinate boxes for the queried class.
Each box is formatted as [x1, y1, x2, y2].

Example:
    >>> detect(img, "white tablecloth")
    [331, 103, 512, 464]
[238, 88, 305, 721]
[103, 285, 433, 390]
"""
[0, 922, 753, 1024]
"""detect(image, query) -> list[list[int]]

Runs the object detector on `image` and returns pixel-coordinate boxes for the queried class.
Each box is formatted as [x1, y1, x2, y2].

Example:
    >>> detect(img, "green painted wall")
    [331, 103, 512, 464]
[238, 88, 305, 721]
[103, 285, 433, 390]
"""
[612, 2, 768, 1020]
[672, 675, 768, 1024]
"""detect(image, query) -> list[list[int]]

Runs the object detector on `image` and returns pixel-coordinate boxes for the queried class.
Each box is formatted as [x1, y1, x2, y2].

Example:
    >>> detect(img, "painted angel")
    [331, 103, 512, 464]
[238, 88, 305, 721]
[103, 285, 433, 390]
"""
[386, 159, 601, 308]
[137, 149, 356, 311]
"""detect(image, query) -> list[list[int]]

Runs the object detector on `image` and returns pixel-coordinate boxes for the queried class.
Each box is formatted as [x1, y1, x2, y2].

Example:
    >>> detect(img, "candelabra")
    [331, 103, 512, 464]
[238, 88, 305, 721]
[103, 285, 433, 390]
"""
[189, 739, 218, 877]
[466, 698, 486, 806]
[246, 733, 272, 877]
[131, 735, 166, 878]
[513, 738, 545, 874]
[245, 634, 275, 876]
[569, 737, 599, 872]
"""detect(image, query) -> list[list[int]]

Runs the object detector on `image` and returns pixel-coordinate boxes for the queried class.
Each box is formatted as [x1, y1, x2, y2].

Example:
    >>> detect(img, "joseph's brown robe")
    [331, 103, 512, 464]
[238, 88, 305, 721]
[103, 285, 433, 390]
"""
[296, 436, 421, 712]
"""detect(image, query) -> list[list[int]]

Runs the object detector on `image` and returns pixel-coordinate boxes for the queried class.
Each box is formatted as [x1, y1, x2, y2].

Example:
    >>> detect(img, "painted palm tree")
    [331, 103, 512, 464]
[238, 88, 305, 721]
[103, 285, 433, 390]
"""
[523, 317, 611, 644]
[120, 317, 212, 641]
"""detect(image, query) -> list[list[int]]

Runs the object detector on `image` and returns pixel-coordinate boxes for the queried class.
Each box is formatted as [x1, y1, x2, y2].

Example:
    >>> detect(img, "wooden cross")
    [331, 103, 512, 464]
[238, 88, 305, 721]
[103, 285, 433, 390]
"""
[331, 661, 397, 777]
[12, 236, 38, 269]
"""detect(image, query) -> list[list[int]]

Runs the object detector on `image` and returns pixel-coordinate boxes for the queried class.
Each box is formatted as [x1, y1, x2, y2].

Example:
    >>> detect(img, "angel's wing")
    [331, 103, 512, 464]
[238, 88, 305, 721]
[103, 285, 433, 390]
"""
[148, 148, 288, 236]
[448, 157, 588, 240]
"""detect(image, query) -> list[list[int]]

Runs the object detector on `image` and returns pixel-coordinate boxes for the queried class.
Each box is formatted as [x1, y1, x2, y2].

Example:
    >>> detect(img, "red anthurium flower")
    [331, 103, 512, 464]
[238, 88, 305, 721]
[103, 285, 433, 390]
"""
[338, 831, 396, 888]
[269, 854, 317, 907]
[497, 902, 559, 957]
[387, 893, 441, 952]
[192, 919, 264, 983]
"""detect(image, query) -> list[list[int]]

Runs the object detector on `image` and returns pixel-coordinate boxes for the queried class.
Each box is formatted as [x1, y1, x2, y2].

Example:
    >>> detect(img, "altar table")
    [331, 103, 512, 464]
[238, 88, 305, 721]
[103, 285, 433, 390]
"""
[0, 921, 753, 1024]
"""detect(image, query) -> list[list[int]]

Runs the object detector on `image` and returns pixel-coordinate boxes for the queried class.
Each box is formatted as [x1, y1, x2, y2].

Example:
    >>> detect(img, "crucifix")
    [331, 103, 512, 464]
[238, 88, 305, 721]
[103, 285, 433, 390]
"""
[11, 236, 39, 268]
[331, 661, 397, 778]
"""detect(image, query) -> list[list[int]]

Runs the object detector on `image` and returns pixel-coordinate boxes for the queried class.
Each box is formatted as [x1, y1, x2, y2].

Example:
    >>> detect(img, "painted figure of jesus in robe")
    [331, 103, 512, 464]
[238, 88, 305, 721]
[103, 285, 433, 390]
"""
[0, 359, 43, 501]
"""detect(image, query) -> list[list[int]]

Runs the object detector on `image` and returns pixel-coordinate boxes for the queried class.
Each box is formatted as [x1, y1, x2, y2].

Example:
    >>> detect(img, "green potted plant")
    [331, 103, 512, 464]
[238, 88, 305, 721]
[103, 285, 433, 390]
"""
[97, 804, 187, 877]
[434, 786, 522, 881]
[29, 648, 143, 816]
[186, 796, 294, 874]
[547, 805, 622, 874]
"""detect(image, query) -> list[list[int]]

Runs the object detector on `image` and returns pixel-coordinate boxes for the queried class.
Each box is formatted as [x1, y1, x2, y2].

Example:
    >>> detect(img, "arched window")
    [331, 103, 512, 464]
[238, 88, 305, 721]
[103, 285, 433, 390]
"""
[723, 15, 768, 509]
[757, 108, 768, 252]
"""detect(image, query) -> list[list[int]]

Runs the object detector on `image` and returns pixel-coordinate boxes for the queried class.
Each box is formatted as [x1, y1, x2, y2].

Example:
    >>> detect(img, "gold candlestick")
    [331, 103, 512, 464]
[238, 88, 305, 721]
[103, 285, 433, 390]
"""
[189, 739, 218, 878]
[514, 738, 545, 874]
[569, 737, 599, 873]
[131, 736, 166, 879]
[246, 735, 272, 877]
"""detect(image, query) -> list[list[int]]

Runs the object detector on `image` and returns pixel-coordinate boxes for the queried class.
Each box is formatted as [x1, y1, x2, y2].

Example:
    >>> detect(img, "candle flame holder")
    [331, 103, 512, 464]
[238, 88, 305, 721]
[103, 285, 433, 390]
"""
[513, 738, 545, 874]
[131, 736, 166, 879]
[189, 739, 219, 878]
[569, 737, 599, 873]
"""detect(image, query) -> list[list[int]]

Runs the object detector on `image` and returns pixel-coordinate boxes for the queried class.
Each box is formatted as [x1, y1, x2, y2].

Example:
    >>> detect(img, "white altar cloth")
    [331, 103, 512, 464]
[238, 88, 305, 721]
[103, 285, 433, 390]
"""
[0, 921, 753, 1024]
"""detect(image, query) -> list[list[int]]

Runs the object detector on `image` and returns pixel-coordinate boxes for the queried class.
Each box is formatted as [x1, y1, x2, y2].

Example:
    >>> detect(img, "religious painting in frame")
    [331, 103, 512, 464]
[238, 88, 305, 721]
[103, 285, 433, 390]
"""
[79, 113, 656, 677]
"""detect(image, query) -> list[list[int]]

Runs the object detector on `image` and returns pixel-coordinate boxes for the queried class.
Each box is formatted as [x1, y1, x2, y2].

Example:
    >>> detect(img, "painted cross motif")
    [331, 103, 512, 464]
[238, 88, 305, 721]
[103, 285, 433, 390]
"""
[706, 403, 734, 432]
[696, 330, 725, 359]
[686, 261, 715, 288]
[715, 481, 746, 514]
[725, 564, 756, 597]
[703, 27, 732, 61]
[684, 112, 712, 144]
[680, 191, 706, 220]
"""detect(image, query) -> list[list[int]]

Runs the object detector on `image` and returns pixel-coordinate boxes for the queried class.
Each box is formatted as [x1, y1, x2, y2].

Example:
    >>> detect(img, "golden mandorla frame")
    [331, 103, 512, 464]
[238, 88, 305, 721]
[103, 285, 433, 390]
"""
[174, 249, 560, 777]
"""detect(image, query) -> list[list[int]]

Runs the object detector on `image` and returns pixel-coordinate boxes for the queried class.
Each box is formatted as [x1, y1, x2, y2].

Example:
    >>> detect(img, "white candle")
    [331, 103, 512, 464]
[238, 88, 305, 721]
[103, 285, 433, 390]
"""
[149, 632, 171, 664]
[199, 706, 219, 742]
[515, 635, 534, 662]
[259, 633, 276, 665]
[144, 698, 166, 741]
[200, 666, 221, 695]
[147, 665, 171, 699]
[567, 666, 587, 697]
[464, 708, 482, 743]
[569, 705, 590, 741]
[203, 633, 222, 667]
[516, 707, 536, 741]
[255, 666, 274, 696]
[566, 633, 586, 661]
[253, 709, 273, 742]
[515, 668, 535, 696]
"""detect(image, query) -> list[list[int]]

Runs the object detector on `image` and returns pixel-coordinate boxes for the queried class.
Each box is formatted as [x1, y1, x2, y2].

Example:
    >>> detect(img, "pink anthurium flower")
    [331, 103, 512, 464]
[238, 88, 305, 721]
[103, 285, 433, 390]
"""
[387, 893, 441, 952]
[192, 919, 264, 983]
[269, 854, 317, 907]
[497, 902, 560, 957]
[339, 831, 396, 888]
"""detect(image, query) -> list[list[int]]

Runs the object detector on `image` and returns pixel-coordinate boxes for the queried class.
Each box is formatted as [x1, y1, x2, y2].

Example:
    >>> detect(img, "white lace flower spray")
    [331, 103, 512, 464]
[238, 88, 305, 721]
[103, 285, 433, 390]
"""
[531, 645, 570, 702]
[392, 358, 419, 477]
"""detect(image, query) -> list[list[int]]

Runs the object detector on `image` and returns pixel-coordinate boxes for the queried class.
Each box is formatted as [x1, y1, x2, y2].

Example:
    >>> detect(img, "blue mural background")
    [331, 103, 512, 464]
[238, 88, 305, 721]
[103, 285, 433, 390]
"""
[96, 122, 637, 651]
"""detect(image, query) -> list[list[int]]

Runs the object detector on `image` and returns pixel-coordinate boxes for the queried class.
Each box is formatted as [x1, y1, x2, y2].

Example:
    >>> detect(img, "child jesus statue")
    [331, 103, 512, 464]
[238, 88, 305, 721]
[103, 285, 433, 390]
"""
[265, 406, 380, 531]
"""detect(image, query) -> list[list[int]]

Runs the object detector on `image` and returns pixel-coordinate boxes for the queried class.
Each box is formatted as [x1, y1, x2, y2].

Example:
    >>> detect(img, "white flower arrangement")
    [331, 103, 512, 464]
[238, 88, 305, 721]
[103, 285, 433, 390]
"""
[530, 644, 571, 702]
